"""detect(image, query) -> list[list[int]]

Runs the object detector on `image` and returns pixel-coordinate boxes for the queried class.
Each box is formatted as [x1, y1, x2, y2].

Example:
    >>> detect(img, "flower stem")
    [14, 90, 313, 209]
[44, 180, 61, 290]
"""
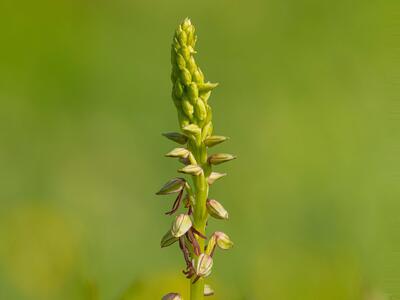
[189, 142, 209, 300]
[190, 277, 205, 300]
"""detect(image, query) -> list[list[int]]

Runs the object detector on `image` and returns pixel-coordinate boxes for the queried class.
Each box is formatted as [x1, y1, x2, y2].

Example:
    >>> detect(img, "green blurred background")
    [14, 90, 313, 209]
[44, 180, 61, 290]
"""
[0, 0, 398, 299]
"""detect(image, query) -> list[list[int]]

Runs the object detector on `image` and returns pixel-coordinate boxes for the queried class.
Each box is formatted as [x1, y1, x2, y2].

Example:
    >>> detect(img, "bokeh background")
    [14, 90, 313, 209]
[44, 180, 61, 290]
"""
[0, 0, 399, 299]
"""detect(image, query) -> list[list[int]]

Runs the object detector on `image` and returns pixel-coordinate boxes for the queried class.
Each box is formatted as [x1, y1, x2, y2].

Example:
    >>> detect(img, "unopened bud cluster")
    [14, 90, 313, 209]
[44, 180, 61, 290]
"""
[171, 18, 219, 139]
[158, 18, 235, 300]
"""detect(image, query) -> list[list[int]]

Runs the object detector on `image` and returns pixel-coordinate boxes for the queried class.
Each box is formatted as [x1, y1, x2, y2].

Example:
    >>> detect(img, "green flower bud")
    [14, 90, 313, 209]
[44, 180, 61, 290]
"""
[197, 67, 205, 80]
[198, 82, 219, 93]
[156, 178, 186, 195]
[165, 147, 190, 158]
[178, 111, 190, 128]
[182, 99, 194, 118]
[161, 230, 178, 248]
[171, 214, 192, 237]
[162, 293, 182, 300]
[181, 17, 192, 30]
[173, 81, 184, 99]
[186, 56, 197, 74]
[208, 153, 236, 165]
[171, 19, 218, 137]
[176, 53, 186, 70]
[187, 83, 199, 102]
[183, 124, 201, 136]
[204, 135, 229, 147]
[215, 231, 233, 250]
[207, 172, 227, 185]
[178, 30, 187, 46]
[189, 46, 196, 54]
[206, 199, 229, 220]
[186, 27, 195, 46]
[194, 99, 207, 120]
[178, 164, 203, 176]
[204, 284, 215, 296]
[188, 37, 196, 50]
[180, 46, 191, 61]
[193, 253, 213, 277]
[162, 132, 188, 145]
[202, 91, 212, 103]
[192, 69, 204, 84]
[180, 68, 192, 86]
[201, 122, 213, 140]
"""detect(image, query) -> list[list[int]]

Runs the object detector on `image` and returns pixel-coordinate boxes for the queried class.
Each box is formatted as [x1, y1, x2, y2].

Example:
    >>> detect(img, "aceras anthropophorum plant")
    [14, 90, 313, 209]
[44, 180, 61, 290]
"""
[157, 18, 235, 300]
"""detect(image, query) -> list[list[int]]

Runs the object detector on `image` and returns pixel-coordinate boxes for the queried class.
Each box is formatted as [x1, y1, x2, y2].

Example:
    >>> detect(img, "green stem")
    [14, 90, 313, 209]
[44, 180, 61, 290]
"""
[189, 141, 209, 300]
[190, 277, 205, 300]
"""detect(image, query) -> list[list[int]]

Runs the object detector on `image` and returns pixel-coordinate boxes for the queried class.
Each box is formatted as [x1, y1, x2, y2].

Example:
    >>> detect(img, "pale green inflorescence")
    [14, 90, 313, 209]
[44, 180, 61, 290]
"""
[171, 18, 218, 140]
[158, 18, 235, 300]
